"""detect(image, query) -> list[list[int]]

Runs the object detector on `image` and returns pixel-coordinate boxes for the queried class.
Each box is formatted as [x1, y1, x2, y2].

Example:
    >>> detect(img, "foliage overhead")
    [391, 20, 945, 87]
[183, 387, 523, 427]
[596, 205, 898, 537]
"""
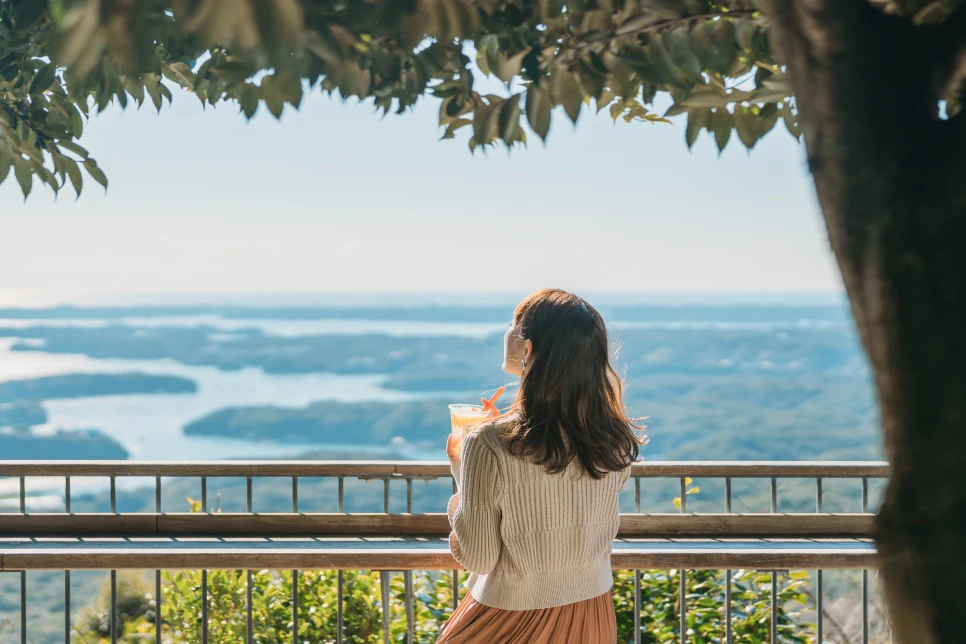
[0, 0, 963, 199]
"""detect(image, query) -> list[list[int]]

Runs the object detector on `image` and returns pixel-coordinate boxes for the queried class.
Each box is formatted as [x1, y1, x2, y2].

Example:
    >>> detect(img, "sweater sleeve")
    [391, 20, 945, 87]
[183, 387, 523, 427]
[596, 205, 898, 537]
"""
[448, 431, 502, 575]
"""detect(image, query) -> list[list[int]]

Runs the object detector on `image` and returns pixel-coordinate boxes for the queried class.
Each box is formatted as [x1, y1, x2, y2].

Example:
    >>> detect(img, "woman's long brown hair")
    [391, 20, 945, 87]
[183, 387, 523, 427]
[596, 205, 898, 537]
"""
[503, 289, 645, 479]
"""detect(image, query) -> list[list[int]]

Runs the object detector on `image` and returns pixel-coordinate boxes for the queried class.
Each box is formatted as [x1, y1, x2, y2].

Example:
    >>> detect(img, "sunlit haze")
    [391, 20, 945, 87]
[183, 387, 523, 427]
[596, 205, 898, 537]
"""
[2, 82, 840, 305]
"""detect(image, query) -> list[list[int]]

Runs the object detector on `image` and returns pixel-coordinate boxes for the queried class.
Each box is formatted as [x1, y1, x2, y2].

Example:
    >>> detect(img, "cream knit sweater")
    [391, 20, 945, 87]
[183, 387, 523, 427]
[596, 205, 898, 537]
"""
[447, 421, 631, 611]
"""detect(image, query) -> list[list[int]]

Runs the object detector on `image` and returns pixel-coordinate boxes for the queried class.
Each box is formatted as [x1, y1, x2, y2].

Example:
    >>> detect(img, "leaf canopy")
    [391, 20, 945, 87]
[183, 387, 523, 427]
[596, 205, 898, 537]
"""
[0, 0, 960, 198]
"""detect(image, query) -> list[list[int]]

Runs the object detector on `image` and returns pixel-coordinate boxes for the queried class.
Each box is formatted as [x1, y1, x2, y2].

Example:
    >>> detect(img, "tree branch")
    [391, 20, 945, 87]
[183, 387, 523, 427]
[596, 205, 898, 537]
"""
[934, 1, 966, 104]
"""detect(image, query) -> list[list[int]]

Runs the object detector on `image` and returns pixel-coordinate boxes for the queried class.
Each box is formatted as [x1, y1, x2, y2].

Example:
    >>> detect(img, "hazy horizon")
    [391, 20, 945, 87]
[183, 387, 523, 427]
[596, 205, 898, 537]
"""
[0, 288, 847, 308]
[3, 70, 840, 300]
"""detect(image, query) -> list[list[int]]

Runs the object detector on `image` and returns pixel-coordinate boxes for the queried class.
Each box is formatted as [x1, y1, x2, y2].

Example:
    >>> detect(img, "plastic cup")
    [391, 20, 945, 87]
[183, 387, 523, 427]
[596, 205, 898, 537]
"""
[448, 404, 489, 456]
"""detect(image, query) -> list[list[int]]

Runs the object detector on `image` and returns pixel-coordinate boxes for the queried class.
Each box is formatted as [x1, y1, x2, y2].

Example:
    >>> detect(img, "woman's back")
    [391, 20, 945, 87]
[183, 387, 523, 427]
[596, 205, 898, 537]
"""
[450, 421, 630, 610]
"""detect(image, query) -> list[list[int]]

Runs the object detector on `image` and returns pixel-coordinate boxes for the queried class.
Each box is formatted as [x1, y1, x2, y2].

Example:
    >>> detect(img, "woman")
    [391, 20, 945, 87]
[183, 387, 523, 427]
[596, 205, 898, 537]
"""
[437, 289, 644, 644]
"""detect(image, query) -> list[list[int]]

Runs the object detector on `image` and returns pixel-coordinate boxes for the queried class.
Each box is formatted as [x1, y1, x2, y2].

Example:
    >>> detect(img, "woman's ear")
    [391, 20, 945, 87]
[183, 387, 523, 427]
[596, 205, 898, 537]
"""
[524, 339, 533, 359]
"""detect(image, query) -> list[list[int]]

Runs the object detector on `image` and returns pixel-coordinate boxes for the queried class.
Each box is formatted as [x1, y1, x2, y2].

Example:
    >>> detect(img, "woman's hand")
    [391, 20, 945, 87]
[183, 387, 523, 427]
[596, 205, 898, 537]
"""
[447, 434, 462, 492]
[446, 433, 460, 460]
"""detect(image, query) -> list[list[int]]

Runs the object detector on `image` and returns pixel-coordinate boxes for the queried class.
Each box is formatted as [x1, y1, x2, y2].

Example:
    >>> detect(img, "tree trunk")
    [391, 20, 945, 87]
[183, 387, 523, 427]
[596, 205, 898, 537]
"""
[766, 1, 966, 641]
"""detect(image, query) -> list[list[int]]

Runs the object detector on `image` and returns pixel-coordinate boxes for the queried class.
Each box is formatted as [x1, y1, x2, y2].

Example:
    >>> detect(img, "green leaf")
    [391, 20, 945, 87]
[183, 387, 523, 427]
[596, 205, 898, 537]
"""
[686, 109, 710, 148]
[29, 62, 57, 95]
[494, 51, 526, 84]
[498, 95, 522, 145]
[665, 28, 702, 83]
[261, 77, 285, 119]
[0, 151, 10, 184]
[239, 85, 259, 119]
[83, 159, 108, 190]
[712, 108, 733, 152]
[525, 85, 552, 141]
[69, 103, 85, 138]
[733, 105, 759, 149]
[13, 156, 32, 199]
[279, 75, 303, 108]
[58, 140, 90, 159]
[64, 157, 82, 196]
[440, 117, 472, 140]
[551, 71, 582, 125]
[782, 104, 802, 139]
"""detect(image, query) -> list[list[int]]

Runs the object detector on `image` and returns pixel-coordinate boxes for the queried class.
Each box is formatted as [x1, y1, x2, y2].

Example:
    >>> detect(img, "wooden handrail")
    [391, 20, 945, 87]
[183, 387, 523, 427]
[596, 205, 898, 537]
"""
[0, 538, 879, 571]
[0, 460, 890, 478]
[0, 512, 876, 538]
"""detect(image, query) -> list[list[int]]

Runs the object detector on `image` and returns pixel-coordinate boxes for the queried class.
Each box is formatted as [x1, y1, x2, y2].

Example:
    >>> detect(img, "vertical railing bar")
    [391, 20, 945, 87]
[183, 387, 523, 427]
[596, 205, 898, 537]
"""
[111, 569, 118, 644]
[65, 570, 70, 644]
[633, 570, 641, 644]
[384, 478, 390, 513]
[405, 570, 414, 644]
[110, 475, 116, 514]
[863, 569, 869, 644]
[725, 477, 732, 513]
[293, 476, 299, 513]
[201, 476, 207, 514]
[452, 569, 459, 612]
[65, 476, 71, 514]
[679, 569, 687, 644]
[770, 477, 777, 513]
[380, 571, 390, 644]
[770, 570, 778, 644]
[19, 476, 25, 514]
[292, 569, 299, 644]
[680, 477, 687, 513]
[21, 570, 26, 644]
[862, 478, 869, 644]
[337, 570, 344, 644]
[634, 477, 641, 513]
[817, 477, 823, 512]
[247, 570, 253, 644]
[725, 569, 733, 644]
[338, 476, 345, 513]
[156, 475, 162, 513]
[156, 569, 162, 644]
[201, 569, 208, 644]
[247, 476, 253, 514]
[817, 569, 824, 644]
[406, 478, 413, 514]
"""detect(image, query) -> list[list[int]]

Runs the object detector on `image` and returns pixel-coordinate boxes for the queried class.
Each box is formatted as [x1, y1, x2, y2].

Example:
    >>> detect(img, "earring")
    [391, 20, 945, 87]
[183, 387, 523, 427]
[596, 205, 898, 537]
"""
[521, 356, 527, 373]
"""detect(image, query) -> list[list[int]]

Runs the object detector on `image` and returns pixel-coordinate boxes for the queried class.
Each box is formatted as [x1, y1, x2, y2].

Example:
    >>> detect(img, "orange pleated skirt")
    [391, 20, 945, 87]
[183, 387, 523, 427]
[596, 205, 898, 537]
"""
[435, 590, 616, 644]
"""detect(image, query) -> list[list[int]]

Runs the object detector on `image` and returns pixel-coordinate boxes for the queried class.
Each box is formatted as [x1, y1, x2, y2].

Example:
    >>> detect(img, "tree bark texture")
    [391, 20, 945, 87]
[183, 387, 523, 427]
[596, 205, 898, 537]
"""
[766, 0, 966, 641]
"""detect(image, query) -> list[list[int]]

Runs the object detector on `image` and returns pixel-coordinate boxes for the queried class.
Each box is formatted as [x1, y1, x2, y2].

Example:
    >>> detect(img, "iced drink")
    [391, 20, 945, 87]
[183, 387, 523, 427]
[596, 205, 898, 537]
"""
[448, 404, 489, 456]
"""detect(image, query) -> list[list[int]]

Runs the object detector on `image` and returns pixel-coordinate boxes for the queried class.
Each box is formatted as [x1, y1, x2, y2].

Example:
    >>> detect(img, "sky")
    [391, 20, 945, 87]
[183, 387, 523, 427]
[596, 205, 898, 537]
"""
[0, 76, 842, 307]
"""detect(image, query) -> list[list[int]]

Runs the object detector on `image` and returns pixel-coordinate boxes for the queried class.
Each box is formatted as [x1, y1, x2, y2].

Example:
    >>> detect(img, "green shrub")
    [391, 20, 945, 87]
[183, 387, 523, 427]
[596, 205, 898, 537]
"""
[72, 567, 812, 643]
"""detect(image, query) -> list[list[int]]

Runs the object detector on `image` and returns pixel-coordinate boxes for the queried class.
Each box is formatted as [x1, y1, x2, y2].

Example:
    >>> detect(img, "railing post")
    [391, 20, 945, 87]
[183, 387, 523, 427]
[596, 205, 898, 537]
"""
[156, 569, 163, 644]
[633, 570, 641, 644]
[201, 569, 208, 644]
[405, 570, 414, 644]
[20, 570, 26, 644]
[770, 570, 778, 644]
[111, 569, 117, 644]
[337, 570, 345, 644]
[64, 570, 70, 644]
[292, 569, 299, 644]
[380, 571, 391, 644]
[247, 570, 254, 644]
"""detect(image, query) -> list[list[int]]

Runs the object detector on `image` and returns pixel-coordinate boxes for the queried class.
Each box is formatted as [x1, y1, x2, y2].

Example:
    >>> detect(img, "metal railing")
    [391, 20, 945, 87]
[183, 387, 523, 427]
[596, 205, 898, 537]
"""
[0, 460, 890, 644]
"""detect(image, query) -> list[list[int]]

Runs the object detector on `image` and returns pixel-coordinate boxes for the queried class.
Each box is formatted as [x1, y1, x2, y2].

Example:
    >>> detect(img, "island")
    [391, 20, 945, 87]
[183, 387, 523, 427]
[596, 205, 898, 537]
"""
[0, 427, 129, 460]
[0, 401, 46, 426]
[0, 373, 198, 403]
[184, 400, 451, 445]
